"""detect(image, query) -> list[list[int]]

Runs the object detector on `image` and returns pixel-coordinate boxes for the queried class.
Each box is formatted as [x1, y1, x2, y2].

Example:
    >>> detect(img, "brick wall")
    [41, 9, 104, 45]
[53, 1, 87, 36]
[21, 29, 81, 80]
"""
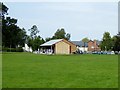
[88, 40, 101, 52]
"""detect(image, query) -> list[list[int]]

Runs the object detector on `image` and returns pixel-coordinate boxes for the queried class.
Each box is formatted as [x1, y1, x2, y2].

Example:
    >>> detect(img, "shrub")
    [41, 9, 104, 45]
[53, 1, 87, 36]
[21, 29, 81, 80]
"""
[16, 47, 23, 52]
[2, 47, 23, 52]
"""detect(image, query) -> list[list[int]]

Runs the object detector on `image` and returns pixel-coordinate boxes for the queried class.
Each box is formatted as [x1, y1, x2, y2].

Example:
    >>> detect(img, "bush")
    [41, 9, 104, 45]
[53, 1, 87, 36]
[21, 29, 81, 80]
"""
[16, 47, 23, 52]
[2, 47, 23, 52]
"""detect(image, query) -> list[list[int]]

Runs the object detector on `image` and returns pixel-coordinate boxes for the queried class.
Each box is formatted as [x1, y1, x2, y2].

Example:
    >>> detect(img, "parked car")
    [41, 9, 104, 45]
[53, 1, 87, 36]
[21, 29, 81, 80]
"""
[92, 51, 98, 54]
[111, 51, 115, 54]
[114, 51, 120, 54]
[83, 51, 88, 54]
[97, 51, 102, 55]
[101, 51, 115, 55]
[76, 50, 83, 54]
[99, 51, 107, 54]
[107, 51, 112, 55]
[92, 51, 112, 55]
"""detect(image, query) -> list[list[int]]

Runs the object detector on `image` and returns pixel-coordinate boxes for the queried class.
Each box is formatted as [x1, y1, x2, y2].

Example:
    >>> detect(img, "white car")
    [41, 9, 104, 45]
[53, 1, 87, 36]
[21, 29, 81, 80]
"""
[111, 51, 115, 54]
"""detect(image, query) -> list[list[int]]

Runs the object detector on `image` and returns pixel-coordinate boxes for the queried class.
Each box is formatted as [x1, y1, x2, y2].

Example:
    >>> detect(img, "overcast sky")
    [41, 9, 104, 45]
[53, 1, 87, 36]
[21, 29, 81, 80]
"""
[4, 2, 118, 41]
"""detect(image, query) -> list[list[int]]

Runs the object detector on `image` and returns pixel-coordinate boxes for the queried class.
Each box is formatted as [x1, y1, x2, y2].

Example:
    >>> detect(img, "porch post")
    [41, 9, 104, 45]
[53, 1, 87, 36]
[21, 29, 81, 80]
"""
[51, 46, 52, 54]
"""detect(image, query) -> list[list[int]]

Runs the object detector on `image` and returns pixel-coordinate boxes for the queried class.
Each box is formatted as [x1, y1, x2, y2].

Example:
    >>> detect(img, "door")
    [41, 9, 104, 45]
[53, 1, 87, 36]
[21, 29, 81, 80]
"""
[69, 46, 71, 54]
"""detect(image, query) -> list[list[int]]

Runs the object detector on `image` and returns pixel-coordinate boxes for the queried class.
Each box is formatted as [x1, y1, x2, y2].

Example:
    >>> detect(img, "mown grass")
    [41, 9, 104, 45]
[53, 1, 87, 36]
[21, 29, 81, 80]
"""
[2, 52, 118, 88]
[0, 53, 2, 89]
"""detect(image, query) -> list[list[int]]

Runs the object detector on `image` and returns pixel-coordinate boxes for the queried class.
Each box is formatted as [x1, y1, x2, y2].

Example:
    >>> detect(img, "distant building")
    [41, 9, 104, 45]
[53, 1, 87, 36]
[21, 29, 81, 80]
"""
[71, 41, 88, 52]
[71, 40, 101, 52]
[40, 39, 77, 54]
[88, 40, 101, 52]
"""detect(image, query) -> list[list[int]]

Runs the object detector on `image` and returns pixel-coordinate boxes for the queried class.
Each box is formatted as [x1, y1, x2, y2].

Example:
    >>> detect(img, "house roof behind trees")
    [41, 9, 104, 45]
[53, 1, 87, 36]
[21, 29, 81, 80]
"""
[71, 41, 88, 47]
[88, 40, 101, 45]
[71, 40, 101, 47]
[96, 41, 101, 45]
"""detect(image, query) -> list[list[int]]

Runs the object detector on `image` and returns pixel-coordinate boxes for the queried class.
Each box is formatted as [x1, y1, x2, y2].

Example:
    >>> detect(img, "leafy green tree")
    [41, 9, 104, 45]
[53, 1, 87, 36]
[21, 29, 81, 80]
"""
[45, 37, 52, 42]
[0, 2, 8, 50]
[32, 36, 44, 51]
[41, 38, 45, 44]
[2, 16, 26, 48]
[44, 28, 71, 42]
[112, 34, 120, 51]
[82, 37, 89, 51]
[27, 36, 33, 48]
[52, 28, 71, 40]
[27, 25, 45, 51]
[65, 33, 71, 40]
[0, 2, 8, 18]
[82, 37, 89, 43]
[2, 3, 27, 49]
[52, 28, 66, 39]
[28, 25, 39, 39]
[100, 32, 112, 51]
[0, 3, 2, 50]
[18, 28, 27, 47]
[28, 25, 39, 50]
[27, 36, 45, 51]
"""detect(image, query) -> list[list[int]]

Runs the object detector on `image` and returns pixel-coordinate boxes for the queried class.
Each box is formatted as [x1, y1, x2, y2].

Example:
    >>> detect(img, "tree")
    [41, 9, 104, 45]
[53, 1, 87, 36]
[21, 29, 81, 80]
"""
[27, 36, 33, 48]
[27, 35, 45, 51]
[112, 34, 120, 52]
[52, 28, 66, 39]
[1, 2, 8, 47]
[18, 28, 27, 47]
[0, 2, 8, 18]
[0, 2, 8, 50]
[100, 32, 112, 51]
[0, 3, 2, 50]
[28, 25, 39, 39]
[32, 36, 41, 51]
[82, 37, 89, 51]
[2, 16, 26, 48]
[65, 33, 71, 40]
[82, 37, 89, 43]
[27, 25, 45, 51]
[44, 28, 71, 42]
[52, 28, 71, 40]
[2, 3, 27, 48]
[45, 37, 52, 42]
[28, 25, 39, 50]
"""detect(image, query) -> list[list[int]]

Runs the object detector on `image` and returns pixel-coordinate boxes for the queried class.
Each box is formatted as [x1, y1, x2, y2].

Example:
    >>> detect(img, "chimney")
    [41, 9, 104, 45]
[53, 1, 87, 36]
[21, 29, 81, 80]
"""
[94, 40, 97, 51]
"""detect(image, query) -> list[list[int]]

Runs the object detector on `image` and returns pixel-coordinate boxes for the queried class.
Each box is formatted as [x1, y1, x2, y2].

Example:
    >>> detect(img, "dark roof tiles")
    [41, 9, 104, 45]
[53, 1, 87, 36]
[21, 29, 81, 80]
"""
[71, 40, 101, 47]
[71, 41, 88, 47]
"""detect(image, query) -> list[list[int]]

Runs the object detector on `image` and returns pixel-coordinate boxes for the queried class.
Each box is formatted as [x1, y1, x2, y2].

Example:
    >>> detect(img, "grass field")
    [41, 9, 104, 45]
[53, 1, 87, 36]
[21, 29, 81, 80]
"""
[0, 53, 2, 89]
[2, 53, 118, 88]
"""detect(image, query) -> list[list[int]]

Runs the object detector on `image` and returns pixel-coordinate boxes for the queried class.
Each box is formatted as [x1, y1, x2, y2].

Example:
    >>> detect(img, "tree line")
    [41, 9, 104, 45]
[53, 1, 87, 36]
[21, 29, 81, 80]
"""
[1, 3, 120, 52]
[100, 32, 120, 52]
[1, 3, 71, 52]
[1, 3, 27, 51]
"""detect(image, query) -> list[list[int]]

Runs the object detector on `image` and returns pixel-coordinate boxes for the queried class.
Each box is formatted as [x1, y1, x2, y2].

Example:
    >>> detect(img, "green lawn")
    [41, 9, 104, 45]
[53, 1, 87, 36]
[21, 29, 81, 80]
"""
[0, 53, 2, 89]
[2, 53, 118, 88]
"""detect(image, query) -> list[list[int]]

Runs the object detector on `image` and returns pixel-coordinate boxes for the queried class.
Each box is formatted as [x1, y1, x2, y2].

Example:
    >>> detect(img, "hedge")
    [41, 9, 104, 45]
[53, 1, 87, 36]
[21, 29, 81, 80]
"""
[2, 47, 23, 52]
